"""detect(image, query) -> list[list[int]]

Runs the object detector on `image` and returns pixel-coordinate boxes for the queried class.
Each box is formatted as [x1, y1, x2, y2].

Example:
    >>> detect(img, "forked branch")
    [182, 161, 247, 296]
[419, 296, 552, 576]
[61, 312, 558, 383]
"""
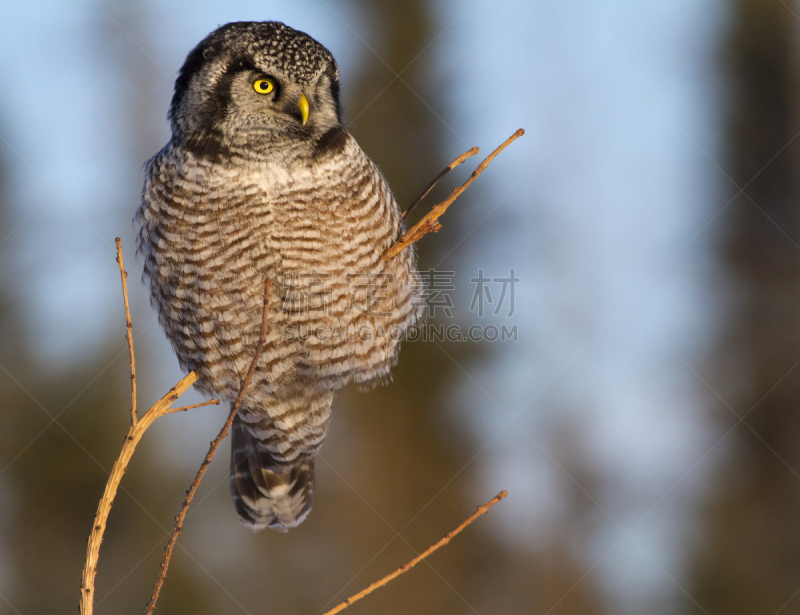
[384, 128, 525, 261]
[401, 146, 479, 221]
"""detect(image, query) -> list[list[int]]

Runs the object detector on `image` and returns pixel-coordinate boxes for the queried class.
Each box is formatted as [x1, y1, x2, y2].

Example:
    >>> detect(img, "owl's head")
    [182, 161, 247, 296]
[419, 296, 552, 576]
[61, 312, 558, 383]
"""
[168, 22, 342, 159]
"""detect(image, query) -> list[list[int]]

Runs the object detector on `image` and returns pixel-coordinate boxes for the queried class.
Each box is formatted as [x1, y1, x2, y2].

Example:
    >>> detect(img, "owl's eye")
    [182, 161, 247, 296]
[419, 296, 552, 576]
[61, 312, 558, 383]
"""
[253, 78, 275, 94]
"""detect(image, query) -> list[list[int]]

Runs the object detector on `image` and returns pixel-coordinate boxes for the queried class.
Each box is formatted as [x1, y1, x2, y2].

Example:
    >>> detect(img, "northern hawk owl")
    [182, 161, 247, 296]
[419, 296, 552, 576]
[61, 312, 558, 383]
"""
[136, 21, 423, 531]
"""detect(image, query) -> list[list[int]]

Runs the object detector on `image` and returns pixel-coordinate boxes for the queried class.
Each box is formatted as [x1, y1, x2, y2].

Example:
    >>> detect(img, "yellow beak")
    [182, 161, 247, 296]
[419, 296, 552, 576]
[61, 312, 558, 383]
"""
[299, 94, 309, 126]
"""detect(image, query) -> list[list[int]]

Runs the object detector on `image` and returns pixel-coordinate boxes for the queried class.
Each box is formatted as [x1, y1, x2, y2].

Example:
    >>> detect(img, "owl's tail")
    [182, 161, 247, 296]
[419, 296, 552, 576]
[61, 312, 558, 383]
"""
[230, 413, 315, 532]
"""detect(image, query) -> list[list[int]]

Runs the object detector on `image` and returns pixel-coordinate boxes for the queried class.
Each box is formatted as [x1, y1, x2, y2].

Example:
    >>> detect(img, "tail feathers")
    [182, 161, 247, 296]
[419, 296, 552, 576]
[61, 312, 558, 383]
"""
[230, 414, 314, 532]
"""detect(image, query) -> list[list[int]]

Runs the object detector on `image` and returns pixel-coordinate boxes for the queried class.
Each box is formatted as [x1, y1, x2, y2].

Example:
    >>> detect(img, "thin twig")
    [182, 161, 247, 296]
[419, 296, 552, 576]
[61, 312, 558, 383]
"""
[167, 399, 221, 414]
[115, 238, 137, 425]
[384, 129, 525, 261]
[401, 146, 479, 221]
[322, 490, 508, 615]
[145, 278, 273, 615]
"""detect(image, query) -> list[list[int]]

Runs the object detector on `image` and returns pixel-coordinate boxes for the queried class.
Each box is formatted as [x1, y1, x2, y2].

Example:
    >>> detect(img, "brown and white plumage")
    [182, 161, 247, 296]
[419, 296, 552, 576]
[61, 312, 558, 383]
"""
[136, 22, 423, 531]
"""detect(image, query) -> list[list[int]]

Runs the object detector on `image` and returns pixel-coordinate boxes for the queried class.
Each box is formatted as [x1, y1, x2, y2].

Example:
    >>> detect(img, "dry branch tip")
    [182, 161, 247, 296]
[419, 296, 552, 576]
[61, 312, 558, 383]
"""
[384, 129, 524, 261]
[167, 399, 221, 414]
[322, 490, 508, 615]
[115, 237, 137, 425]
[402, 145, 480, 221]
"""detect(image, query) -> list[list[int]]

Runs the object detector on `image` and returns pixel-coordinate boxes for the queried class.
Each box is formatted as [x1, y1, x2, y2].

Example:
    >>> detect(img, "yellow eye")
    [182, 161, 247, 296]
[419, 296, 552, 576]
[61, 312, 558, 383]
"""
[253, 78, 274, 94]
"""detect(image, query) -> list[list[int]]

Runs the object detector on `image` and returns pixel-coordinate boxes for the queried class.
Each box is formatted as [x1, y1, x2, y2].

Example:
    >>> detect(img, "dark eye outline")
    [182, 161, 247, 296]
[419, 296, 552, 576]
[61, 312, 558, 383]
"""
[253, 78, 275, 95]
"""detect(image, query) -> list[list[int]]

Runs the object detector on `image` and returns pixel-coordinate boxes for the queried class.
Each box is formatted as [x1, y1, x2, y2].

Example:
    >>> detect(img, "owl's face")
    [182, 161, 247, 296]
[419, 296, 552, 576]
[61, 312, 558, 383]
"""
[168, 22, 342, 159]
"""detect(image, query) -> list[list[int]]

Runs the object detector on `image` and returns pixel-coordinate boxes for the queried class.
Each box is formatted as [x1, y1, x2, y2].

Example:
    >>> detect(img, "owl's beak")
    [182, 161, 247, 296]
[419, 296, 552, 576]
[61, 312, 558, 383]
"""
[298, 94, 309, 126]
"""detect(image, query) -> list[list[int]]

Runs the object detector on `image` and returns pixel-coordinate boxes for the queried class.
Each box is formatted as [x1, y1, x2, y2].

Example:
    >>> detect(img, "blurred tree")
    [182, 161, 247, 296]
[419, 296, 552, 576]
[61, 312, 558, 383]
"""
[690, 0, 800, 612]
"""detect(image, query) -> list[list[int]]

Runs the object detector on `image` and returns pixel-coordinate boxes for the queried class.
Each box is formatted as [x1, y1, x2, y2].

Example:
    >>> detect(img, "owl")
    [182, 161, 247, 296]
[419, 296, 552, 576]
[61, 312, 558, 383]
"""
[136, 22, 423, 531]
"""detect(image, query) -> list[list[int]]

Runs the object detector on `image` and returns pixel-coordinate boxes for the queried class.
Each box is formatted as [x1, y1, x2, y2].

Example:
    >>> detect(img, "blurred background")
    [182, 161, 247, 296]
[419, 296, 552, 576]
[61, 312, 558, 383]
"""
[0, 0, 798, 613]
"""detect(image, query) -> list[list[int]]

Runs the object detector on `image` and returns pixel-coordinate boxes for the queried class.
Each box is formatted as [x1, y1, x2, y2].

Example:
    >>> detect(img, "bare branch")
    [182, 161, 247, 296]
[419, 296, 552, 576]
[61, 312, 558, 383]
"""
[384, 129, 525, 261]
[145, 278, 274, 615]
[115, 237, 137, 425]
[79, 372, 199, 615]
[322, 490, 508, 615]
[401, 146, 479, 221]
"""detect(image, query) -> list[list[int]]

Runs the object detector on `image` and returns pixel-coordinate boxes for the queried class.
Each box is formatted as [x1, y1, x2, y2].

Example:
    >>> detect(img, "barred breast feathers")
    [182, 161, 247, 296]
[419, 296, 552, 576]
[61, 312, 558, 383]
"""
[136, 130, 423, 400]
